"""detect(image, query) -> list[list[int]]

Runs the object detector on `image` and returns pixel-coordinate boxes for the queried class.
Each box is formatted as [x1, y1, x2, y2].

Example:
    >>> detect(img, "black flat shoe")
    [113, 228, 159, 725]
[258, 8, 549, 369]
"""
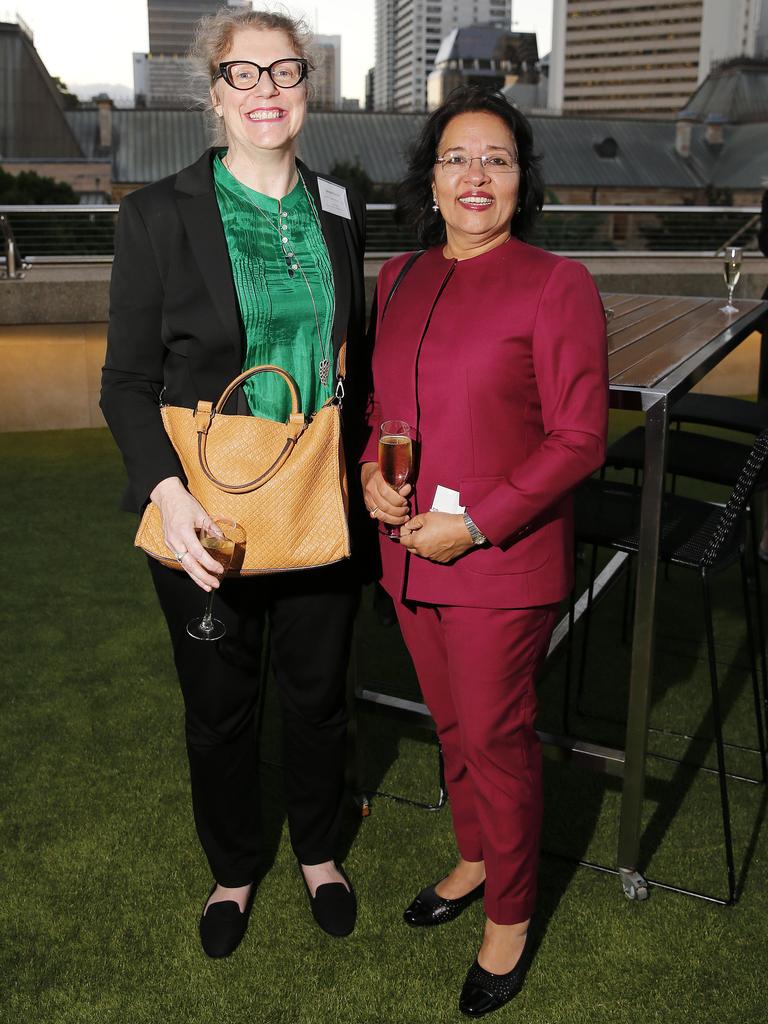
[199, 884, 254, 958]
[458, 933, 533, 1018]
[300, 864, 356, 937]
[403, 880, 485, 927]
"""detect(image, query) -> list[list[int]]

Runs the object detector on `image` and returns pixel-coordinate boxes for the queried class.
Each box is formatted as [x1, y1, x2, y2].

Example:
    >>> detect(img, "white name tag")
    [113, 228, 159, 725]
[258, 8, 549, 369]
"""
[317, 178, 351, 219]
[431, 485, 465, 515]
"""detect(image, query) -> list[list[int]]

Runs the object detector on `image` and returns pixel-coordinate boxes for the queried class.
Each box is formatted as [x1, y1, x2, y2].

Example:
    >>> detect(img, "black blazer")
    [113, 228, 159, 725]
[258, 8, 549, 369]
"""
[101, 148, 367, 515]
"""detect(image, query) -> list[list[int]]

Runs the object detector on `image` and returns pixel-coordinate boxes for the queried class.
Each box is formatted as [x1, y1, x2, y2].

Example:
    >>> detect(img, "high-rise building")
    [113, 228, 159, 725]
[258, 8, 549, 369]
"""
[309, 34, 341, 111]
[148, 0, 251, 56]
[548, 0, 768, 118]
[374, 0, 512, 112]
[427, 25, 540, 110]
[136, 0, 251, 108]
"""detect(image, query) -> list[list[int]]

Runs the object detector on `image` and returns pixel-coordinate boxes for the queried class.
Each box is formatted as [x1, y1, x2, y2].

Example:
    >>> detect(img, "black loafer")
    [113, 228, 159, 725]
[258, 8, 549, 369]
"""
[300, 865, 356, 937]
[403, 880, 485, 927]
[458, 933, 533, 1018]
[199, 884, 254, 958]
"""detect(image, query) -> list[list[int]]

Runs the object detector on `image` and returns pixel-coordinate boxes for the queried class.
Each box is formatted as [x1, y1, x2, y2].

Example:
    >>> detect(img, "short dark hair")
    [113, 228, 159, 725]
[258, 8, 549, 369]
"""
[396, 85, 544, 248]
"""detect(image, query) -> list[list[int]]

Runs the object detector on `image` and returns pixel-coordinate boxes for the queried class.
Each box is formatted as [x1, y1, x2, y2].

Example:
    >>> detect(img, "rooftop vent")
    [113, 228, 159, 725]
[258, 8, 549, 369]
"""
[593, 137, 618, 159]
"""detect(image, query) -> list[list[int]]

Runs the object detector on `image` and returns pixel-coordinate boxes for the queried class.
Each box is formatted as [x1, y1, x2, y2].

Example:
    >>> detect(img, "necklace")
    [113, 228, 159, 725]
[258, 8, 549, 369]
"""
[219, 157, 335, 388]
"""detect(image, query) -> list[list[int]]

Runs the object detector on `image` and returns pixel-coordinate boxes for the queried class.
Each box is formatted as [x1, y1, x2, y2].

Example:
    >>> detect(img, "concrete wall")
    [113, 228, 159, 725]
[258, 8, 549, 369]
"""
[0, 322, 106, 431]
[1, 257, 766, 432]
[0, 266, 110, 326]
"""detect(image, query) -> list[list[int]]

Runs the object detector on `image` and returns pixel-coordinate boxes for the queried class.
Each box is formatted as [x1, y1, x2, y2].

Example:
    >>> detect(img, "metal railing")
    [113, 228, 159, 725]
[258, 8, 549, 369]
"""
[0, 214, 29, 279]
[0, 205, 118, 264]
[0, 203, 763, 266]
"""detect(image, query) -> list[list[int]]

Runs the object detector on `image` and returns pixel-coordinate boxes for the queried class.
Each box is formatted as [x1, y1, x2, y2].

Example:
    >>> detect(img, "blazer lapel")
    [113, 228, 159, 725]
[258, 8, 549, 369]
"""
[175, 150, 243, 367]
[299, 163, 351, 372]
[173, 153, 353, 376]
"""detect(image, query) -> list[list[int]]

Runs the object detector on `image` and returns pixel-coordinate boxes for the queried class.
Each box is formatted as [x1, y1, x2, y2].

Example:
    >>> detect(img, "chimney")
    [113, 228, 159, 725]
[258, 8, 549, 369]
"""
[704, 114, 726, 147]
[674, 114, 693, 158]
[94, 93, 113, 151]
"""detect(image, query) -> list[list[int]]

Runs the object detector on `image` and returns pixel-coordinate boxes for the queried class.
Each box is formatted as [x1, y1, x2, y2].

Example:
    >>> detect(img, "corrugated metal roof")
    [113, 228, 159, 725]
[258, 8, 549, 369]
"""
[680, 61, 768, 125]
[704, 123, 768, 188]
[298, 112, 422, 185]
[65, 107, 768, 191]
[532, 117, 708, 188]
[68, 109, 208, 184]
[114, 110, 208, 184]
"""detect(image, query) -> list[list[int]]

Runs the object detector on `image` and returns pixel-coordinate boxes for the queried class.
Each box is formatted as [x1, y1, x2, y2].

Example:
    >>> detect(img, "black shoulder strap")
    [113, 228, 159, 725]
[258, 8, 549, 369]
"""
[381, 250, 424, 320]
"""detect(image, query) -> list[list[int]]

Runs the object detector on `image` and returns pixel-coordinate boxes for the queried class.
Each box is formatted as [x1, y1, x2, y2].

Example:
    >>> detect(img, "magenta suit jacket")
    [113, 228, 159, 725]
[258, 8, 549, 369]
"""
[362, 237, 609, 609]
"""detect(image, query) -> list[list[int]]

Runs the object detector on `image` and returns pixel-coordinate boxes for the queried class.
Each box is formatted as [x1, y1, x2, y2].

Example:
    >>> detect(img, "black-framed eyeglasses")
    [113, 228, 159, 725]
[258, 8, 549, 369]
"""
[214, 58, 311, 91]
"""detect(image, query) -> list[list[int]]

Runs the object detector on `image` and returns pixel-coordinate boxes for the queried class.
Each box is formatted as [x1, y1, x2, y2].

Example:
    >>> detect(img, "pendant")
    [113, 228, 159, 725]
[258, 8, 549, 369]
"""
[319, 358, 331, 386]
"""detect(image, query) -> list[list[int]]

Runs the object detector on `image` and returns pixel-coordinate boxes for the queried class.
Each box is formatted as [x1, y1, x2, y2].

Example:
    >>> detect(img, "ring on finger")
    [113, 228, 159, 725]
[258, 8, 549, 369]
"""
[174, 549, 187, 562]
[369, 506, 380, 517]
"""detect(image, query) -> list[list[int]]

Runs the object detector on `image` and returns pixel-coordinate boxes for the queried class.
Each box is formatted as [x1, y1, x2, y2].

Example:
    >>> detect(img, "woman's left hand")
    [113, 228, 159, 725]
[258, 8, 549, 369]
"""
[399, 512, 475, 563]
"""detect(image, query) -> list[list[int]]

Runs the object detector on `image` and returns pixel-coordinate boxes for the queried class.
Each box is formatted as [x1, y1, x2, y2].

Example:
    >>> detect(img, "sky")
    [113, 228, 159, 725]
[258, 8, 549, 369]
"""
[14, 1, 552, 103]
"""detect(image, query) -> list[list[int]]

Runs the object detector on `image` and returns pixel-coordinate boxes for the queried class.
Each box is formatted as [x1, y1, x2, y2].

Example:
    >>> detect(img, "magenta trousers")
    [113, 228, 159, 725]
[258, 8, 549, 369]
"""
[395, 600, 558, 925]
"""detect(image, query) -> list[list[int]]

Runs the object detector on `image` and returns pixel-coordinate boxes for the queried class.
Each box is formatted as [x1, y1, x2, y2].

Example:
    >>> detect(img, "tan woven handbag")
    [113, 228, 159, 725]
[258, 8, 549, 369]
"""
[134, 361, 350, 574]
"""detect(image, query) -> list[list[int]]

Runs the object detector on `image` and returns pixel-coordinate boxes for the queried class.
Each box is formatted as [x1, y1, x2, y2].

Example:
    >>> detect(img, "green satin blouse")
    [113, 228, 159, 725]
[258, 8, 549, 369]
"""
[213, 152, 334, 421]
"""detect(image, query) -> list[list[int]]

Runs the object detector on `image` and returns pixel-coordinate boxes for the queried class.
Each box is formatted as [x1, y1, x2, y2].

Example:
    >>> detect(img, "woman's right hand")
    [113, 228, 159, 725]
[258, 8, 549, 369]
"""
[360, 462, 411, 527]
[150, 477, 225, 591]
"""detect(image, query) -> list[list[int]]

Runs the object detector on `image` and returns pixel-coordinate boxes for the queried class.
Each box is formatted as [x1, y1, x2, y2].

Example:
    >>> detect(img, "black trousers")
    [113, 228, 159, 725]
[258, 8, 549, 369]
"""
[148, 557, 358, 887]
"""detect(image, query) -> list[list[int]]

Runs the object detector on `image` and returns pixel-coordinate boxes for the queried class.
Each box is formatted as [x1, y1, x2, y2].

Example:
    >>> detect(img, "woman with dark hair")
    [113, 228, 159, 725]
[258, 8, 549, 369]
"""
[361, 86, 609, 1018]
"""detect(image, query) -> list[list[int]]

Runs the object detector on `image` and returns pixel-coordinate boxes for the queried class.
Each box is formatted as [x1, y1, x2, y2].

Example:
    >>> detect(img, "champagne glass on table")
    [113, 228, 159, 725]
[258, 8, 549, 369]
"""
[720, 246, 742, 314]
[378, 419, 413, 540]
[186, 517, 246, 641]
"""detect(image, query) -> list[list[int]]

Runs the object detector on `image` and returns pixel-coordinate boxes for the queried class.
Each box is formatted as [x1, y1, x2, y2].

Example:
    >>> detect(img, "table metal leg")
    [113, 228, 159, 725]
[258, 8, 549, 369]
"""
[617, 394, 668, 899]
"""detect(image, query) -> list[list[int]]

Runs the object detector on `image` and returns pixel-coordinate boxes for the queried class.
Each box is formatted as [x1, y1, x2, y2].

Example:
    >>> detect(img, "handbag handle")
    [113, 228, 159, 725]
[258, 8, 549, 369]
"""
[194, 364, 308, 494]
[382, 250, 424, 320]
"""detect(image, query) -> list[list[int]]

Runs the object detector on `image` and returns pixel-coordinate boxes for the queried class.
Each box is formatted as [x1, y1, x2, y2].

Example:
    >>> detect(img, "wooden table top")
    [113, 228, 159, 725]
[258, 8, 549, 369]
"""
[602, 293, 767, 390]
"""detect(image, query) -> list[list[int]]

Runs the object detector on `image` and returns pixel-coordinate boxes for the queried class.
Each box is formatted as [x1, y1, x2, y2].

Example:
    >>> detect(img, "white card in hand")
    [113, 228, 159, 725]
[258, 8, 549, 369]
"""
[431, 485, 465, 514]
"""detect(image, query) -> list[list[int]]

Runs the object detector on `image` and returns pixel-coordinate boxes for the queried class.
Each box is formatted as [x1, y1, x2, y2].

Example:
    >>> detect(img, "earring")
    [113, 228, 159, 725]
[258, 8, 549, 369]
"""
[432, 191, 439, 212]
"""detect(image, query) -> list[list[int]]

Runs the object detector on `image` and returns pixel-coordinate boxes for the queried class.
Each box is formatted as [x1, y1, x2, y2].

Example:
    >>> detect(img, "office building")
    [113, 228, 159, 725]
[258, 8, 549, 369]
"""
[374, 0, 512, 112]
[309, 35, 341, 111]
[148, 0, 251, 55]
[427, 25, 540, 110]
[548, 0, 768, 118]
[136, 0, 251, 108]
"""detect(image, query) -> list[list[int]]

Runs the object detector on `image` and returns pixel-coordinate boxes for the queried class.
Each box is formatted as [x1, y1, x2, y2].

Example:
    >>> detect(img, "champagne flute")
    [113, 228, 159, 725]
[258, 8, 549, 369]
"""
[719, 246, 742, 314]
[378, 419, 413, 540]
[186, 517, 246, 641]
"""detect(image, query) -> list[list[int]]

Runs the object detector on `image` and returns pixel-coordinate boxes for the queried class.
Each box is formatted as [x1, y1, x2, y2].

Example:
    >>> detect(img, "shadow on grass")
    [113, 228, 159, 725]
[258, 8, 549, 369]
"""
[344, 595, 611, 948]
[636, 623, 768, 902]
[556, 548, 768, 904]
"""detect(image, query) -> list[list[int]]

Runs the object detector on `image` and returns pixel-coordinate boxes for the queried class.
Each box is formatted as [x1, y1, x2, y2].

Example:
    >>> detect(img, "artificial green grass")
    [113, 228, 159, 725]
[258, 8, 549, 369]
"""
[2, 424, 768, 1023]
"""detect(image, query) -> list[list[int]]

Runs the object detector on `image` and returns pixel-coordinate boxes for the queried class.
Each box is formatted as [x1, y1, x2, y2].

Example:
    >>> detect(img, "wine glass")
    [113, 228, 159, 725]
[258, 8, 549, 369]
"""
[186, 517, 246, 641]
[378, 419, 413, 540]
[719, 246, 742, 314]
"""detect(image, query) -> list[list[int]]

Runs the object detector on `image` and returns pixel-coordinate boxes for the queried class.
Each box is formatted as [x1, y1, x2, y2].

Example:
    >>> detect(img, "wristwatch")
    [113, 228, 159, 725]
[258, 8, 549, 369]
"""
[463, 511, 486, 546]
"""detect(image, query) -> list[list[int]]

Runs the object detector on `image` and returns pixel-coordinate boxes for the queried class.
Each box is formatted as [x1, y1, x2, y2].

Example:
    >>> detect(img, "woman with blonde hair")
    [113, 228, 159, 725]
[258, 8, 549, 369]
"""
[101, 7, 367, 956]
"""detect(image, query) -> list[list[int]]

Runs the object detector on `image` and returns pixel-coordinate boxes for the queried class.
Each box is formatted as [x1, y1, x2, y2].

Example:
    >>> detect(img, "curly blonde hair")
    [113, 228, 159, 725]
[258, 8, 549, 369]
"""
[189, 6, 314, 145]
